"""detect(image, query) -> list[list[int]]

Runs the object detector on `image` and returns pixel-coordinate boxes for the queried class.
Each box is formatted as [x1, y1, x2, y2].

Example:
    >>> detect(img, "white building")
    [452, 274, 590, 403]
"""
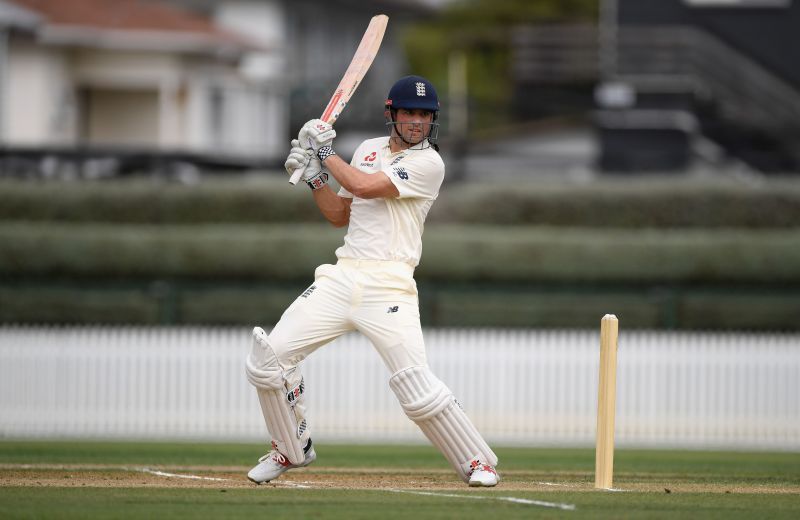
[0, 0, 437, 176]
[0, 0, 285, 172]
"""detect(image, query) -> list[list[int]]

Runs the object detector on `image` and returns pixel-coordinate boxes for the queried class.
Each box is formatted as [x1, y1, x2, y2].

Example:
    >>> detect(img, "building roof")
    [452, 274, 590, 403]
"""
[8, 0, 258, 56]
[0, 0, 40, 29]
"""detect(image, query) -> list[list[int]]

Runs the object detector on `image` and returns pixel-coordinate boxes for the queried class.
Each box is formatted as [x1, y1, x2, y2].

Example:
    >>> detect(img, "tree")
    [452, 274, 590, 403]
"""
[403, 0, 598, 131]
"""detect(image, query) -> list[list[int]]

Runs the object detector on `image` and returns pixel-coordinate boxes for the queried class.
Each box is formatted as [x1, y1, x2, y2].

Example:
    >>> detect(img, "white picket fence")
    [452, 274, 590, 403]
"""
[1, 326, 798, 450]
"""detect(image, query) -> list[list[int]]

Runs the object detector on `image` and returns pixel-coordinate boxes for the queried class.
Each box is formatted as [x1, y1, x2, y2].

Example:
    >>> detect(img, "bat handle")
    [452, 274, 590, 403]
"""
[289, 165, 306, 186]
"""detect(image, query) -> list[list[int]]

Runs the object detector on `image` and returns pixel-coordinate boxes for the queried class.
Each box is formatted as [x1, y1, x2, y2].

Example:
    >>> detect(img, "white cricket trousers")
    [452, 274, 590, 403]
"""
[264, 259, 428, 440]
[269, 258, 427, 372]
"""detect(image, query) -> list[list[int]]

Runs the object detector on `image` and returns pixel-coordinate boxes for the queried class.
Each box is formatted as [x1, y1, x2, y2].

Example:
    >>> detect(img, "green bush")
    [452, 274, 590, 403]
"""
[420, 287, 800, 330]
[419, 225, 800, 283]
[429, 179, 800, 228]
[0, 282, 307, 326]
[423, 289, 665, 328]
[0, 223, 343, 281]
[179, 286, 305, 324]
[3, 176, 799, 329]
[3, 178, 800, 228]
[4, 283, 798, 330]
[0, 178, 322, 224]
[0, 286, 160, 324]
[2, 222, 799, 284]
[677, 292, 800, 330]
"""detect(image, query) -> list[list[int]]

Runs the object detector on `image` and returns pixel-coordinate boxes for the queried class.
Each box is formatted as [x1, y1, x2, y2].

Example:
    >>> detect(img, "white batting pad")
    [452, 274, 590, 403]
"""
[389, 365, 498, 482]
[245, 327, 307, 465]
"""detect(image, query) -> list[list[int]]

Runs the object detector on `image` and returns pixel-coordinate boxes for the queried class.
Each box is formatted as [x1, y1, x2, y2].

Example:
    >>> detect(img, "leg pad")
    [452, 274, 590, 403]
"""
[245, 327, 307, 465]
[389, 365, 497, 482]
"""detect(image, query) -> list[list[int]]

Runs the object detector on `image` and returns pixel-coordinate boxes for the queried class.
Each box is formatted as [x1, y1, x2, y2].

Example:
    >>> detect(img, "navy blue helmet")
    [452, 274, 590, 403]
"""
[385, 75, 440, 113]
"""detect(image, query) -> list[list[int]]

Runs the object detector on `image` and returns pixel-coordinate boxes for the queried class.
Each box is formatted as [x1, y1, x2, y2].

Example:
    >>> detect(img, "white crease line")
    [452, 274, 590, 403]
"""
[535, 481, 580, 488]
[536, 481, 628, 492]
[140, 468, 316, 488]
[387, 488, 576, 511]
[140, 468, 232, 482]
[272, 480, 314, 489]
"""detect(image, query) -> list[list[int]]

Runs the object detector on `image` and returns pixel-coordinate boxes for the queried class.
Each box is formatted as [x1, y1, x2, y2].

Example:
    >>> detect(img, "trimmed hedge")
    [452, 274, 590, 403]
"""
[420, 225, 800, 283]
[0, 223, 343, 281]
[3, 177, 800, 227]
[424, 289, 800, 330]
[430, 179, 800, 228]
[4, 177, 799, 329]
[0, 286, 161, 324]
[3, 284, 799, 330]
[2, 222, 799, 284]
[426, 290, 666, 328]
[0, 178, 322, 224]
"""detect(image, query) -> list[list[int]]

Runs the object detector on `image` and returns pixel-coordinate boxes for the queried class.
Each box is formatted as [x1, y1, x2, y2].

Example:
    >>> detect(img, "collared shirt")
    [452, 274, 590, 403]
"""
[336, 136, 445, 267]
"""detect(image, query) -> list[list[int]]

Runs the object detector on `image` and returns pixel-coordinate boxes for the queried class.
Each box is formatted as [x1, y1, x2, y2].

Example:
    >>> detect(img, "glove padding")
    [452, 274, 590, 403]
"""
[299, 119, 336, 153]
[285, 139, 328, 189]
[285, 139, 311, 176]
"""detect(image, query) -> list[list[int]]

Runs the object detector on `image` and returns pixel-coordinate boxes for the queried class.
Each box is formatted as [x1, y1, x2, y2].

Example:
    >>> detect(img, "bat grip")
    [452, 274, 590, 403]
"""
[289, 165, 306, 185]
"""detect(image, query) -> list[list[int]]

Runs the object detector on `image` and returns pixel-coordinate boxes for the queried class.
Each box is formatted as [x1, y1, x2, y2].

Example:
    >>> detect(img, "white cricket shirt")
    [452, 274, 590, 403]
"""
[336, 136, 445, 267]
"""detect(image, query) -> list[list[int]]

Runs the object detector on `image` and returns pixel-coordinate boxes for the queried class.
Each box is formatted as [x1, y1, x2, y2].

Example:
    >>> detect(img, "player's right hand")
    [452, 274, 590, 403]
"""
[285, 139, 312, 176]
[286, 139, 329, 190]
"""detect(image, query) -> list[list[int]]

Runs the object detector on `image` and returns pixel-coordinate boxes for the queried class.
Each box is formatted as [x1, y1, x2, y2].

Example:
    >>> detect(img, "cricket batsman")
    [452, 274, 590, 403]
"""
[245, 76, 499, 487]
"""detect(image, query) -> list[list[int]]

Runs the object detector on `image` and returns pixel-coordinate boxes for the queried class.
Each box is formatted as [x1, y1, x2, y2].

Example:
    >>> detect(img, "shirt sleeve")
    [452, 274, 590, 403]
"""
[337, 142, 364, 199]
[384, 152, 445, 199]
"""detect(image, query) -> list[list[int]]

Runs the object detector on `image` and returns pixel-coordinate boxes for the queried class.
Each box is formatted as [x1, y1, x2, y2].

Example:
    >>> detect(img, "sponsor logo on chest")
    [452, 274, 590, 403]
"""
[359, 151, 378, 168]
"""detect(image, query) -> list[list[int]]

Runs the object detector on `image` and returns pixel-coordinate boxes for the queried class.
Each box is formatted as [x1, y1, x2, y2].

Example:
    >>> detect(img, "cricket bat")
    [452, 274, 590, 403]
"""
[289, 14, 389, 185]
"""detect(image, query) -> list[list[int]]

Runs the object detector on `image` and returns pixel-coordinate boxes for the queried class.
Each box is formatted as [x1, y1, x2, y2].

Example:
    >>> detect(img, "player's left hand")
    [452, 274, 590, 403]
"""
[299, 119, 336, 153]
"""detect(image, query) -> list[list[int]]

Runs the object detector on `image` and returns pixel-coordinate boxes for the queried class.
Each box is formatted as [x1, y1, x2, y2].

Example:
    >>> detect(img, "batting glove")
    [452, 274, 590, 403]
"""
[285, 139, 329, 190]
[298, 119, 336, 154]
[284, 139, 312, 176]
[302, 156, 329, 191]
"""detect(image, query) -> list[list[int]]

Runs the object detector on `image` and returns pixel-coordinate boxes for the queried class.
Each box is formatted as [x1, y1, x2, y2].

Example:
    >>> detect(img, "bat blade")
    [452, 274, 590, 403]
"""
[289, 14, 388, 185]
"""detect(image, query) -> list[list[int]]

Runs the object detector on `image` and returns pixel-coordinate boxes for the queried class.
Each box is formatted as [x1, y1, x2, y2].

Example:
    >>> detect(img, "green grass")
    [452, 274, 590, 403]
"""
[2, 441, 799, 477]
[1, 441, 799, 519]
[2, 487, 798, 520]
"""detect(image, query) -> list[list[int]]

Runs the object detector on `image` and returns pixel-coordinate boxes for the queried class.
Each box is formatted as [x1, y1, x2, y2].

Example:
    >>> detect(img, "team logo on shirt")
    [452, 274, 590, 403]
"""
[360, 151, 377, 167]
[392, 167, 409, 180]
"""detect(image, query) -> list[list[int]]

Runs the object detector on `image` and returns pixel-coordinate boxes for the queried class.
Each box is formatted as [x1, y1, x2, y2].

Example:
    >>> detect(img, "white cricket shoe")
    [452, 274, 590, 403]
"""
[468, 462, 500, 487]
[247, 441, 316, 484]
